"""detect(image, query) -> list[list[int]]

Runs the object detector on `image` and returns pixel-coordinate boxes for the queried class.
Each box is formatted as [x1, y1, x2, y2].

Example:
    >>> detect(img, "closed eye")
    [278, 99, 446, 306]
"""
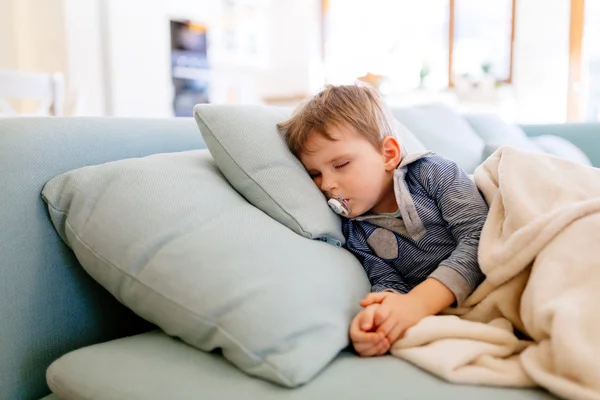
[335, 162, 349, 170]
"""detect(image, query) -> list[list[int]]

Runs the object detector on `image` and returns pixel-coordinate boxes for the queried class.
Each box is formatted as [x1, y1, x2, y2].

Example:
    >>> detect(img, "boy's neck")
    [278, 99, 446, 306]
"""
[370, 198, 399, 214]
[369, 180, 398, 214]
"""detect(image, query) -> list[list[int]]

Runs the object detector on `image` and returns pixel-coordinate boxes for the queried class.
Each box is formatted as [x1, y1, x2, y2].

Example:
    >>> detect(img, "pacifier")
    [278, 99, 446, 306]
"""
[327, 195, 351, 217]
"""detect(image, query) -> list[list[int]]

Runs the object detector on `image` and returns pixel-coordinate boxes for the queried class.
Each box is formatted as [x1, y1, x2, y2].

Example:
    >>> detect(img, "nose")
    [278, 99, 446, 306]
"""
[319, 172, 337, 193]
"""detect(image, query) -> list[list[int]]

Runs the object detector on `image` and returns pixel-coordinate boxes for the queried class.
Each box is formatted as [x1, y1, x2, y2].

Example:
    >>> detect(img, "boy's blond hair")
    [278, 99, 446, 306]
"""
[277, 84, 396, 156]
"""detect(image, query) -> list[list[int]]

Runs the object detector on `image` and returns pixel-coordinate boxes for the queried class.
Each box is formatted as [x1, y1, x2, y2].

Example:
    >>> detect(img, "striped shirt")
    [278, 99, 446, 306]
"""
[342, 153, 488, 305]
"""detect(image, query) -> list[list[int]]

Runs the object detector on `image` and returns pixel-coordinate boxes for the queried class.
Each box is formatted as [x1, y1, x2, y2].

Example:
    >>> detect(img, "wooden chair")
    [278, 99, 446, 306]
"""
[0, 70, 65, 116]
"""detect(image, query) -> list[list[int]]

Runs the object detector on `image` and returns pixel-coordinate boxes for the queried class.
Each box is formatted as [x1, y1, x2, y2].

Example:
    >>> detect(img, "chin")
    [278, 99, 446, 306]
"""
[348, 205, 368, 218]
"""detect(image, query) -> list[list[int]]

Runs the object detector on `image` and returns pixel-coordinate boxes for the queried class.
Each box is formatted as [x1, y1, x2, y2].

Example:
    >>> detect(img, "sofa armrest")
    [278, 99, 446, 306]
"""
[520, 123, 600, 167]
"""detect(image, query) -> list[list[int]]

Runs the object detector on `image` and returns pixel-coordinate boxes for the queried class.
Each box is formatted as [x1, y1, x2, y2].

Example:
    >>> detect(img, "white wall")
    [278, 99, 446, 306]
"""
[101, 0, 176, 117]
[259, 0, 323, 98]
[0, 0, 70, 113]
[62, 0, 106, 115]
[99, 0, 322, 116]
[0, 0, 18, 69]
[512, 0, 571, 123]
[1, 0, 574, 121]
[3, 0, 295, 117]
[10, 0, 68, 74]
[101, 0, 273, 117]
[0, 0, 104, 115]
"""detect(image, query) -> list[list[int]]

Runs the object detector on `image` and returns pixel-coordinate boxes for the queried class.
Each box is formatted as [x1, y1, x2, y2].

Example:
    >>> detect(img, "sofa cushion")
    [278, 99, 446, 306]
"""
[530, 135, 592, 166]
[41, 150, 369, 387]
[392, 118, 428, 155]
[464, 113, 542, 158]
[47, 330, 555, 400]
[0, 116, 203, 400]
[390, 104, 485, 173]
[194, 104, 344, 246]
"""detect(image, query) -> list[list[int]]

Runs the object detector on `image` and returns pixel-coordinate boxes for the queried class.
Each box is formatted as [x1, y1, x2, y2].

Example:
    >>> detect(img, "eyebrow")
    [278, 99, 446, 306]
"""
[326, 154, 351, 165]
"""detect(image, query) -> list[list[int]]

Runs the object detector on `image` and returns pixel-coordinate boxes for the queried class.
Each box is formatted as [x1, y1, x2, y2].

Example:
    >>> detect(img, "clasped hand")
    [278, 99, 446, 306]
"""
[349, 291, 429, 357]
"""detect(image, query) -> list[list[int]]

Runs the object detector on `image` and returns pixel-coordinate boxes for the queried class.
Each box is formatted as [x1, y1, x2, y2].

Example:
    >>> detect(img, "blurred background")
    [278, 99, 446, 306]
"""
[0, 0, 598, 123]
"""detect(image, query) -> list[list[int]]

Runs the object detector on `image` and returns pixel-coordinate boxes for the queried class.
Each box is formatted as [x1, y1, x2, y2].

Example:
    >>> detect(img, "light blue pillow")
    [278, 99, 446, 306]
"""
[194, 104, 344, 246]
[464, 113, 543, 158]
[42, 150, 369, 387]
[47, 329, 548, 399]
[531, 134, 592, 166]
[392, 117, 428, 155]
[391, 104, 485, 174]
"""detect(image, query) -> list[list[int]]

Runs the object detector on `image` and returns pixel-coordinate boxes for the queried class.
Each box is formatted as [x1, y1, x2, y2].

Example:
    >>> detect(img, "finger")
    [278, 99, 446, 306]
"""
[375, 338, 391, 356]
[355, 340, 377, 356]
[351, 314, 378, 339]
[386, 321, 408, 344]
[354, 338, 377, 355]
[359, 305, 377, 331]
[359, 292, 388, 307]
[373, 305, 390, 327]
[349, 313, 361, 337]
[370, 337, 391, 357]
[353, 331, 384, 351]
[375, 315, 398, 337]
[357, 335, 388, 357]
[350, 309, 369, 334]
[352, 330, 382, 345]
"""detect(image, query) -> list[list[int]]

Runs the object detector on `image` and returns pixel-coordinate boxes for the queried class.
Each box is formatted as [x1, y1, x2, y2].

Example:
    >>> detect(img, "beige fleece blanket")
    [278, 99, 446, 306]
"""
[390, 146, 600, 400]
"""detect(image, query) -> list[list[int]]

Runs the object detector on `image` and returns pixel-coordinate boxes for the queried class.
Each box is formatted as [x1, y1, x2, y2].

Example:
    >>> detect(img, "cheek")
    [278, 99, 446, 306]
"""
[348, 168, 381, 193]
[355, 161, 385, 190]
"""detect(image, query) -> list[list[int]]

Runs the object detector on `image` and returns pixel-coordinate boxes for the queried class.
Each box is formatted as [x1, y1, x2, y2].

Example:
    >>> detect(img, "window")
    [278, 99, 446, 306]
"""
[323, 0, 449, 90]
[322, 0, 515, 90]
[583, 0, 600, 121]
[568, 0, 600, 121]
[452, 0, 514, 85]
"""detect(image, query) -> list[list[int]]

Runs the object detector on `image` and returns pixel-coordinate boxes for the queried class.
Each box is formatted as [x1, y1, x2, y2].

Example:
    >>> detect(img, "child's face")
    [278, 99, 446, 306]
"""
[299, 124, 400, 218]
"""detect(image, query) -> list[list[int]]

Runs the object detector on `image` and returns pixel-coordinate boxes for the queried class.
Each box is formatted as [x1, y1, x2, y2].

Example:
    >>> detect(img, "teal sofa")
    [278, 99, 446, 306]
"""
[1, 110, 599, 400]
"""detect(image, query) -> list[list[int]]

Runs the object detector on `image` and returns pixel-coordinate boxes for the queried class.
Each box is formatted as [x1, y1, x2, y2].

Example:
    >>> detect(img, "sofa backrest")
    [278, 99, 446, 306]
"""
[0, 117, 205, 400]
[390, 104, 486, 174]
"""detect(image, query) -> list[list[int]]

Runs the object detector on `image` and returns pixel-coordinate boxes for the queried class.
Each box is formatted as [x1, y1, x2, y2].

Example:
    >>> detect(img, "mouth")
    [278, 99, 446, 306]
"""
[327, 196, 352, 217]
[327, 196, 350, 204]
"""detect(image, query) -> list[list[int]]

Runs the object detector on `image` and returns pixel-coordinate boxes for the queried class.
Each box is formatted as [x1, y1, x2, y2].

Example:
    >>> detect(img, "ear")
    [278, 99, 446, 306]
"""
[381, 136, 402, 172]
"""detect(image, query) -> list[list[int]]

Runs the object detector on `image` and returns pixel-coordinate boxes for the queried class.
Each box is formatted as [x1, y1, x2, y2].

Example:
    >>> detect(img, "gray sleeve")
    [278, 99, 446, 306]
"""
[429, 266, 474, 305]
[418, 155, 488, 305]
